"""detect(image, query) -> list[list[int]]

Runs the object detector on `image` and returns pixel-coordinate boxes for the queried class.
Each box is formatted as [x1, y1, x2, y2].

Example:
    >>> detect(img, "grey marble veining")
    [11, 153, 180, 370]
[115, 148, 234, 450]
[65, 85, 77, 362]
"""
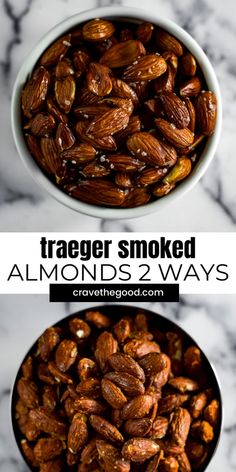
[0, 294, 235, 471]
[0, 0, 236, 231]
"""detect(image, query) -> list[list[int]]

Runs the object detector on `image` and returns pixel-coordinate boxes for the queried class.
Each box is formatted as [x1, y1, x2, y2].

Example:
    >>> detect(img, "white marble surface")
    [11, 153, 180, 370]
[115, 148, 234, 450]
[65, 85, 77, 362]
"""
[0, 0, 236, 231]
[0, 295, 235, 471]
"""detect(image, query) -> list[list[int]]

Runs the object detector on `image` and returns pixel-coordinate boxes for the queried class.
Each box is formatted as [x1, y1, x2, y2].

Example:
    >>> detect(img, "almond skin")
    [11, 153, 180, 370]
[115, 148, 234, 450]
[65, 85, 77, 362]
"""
[155, 118, 194, 148]
[123, 55, 167, 81]
[100, 40, 146, 68]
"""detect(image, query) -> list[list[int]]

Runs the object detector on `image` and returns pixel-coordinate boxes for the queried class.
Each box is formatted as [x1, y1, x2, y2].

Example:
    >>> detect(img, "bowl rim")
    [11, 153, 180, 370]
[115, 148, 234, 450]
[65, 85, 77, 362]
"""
[10, 304, 223, 471]
[11, 6, 222, 219]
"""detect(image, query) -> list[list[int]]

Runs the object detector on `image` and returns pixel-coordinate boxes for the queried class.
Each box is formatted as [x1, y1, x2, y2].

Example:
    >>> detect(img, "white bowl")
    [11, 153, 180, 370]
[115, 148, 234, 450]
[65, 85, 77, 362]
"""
[11, 6, 222, 220]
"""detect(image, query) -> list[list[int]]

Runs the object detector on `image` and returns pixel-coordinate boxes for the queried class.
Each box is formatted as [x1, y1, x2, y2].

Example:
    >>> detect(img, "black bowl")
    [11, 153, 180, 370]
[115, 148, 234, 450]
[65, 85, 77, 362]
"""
[11, 305, 223, 471]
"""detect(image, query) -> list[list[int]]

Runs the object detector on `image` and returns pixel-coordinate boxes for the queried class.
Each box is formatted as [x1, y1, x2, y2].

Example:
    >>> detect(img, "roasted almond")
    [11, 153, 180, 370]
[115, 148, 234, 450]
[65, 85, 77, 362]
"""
[155, 118, 194, 148]
[169, 376, 199, 393]
[136, 167, 168, 186]
[100, 40, 146, 68]
[55, 122, 75, 151]
[96, 440, 131, 472]
[26, 112, 56, 137]
[85, 310, 111, 328]
[73, 397, 106, 415]
[127, 131, 177, 167]
[158, 394, 189, 415]
[21, 66, 50, 118]
[61, 142, 96, 164]
[108, 352, 145, 382]
[82, 160, 111, 178]
[121, 187, 151, 208]
[76, 378, 101, 398]
[38, 327, 61, 362]
[180, 53, 197, 77]
[90, 414, 124, 444]
[169, 407, 191, 447]
[195, 91, 217, 136]
[73, 50, 91, 77]
[124, 338, 160, 358]
[87, 62, 112, 96]
[122, 438, 159, 462]
[136, 22, 154, 44]
[156, 28, 183, 56]
[159, 92, 190, 128]
[153, 64, 175, 94]
[105, 154, 144, 172]
[68, 413, 88, 454]
[121, 394, 153, 420]
[111, 78, 139, 107]
[101, 378, 127, 409]
[55, 75, 76, 113]
[180, 76, 202, 97]
[29, 407, 67, 437]
[17, 378, 39, 409]
[55, 339, 78, 372]
[75, 121, 117, 151]
[163, 156, 192, 184]
[40, 34, 71, 67]
[86, 108, 130, 138]
[124, 418, 152, 437]
[123, 55, 167, 81]
[82, 19, 115, 42]
[105, 371, 145, 397]
[34, 438, 64, 462]
[95, 331, 118, 372]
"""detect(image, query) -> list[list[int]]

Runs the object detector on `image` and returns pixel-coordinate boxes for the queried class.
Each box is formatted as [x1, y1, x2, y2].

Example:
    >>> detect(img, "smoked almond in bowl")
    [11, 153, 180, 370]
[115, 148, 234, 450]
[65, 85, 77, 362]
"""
[11, 7, 222, 218]
[11, 305, 222, 471]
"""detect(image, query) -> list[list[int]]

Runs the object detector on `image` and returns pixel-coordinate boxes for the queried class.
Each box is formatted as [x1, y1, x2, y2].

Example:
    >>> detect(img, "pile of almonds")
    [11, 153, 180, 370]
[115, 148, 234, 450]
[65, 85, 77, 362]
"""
[21, 18, 217, 208]
[14, 309, 221, 471]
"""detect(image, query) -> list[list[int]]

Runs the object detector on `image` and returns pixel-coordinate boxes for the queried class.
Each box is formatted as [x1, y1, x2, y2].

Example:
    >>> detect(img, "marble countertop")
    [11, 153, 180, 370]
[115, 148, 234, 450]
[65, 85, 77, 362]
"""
[0, 0, 236, 231]
[0, 295, 235, 471]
